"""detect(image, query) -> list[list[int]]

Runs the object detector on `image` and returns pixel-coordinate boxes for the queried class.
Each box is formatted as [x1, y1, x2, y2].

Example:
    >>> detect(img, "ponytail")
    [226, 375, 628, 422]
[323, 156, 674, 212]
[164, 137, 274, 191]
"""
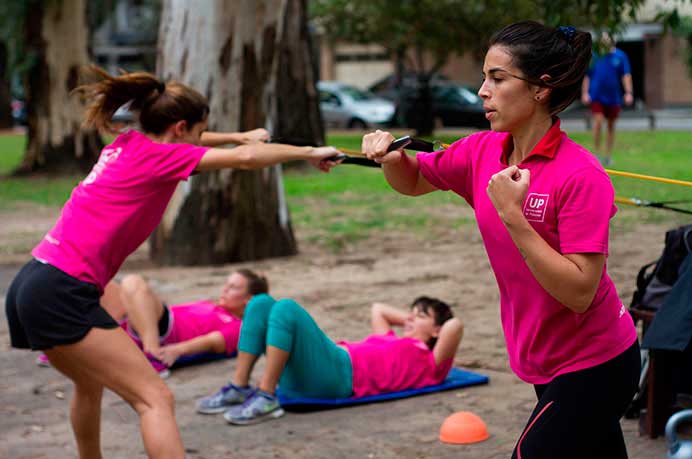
[74, 65, 209, 134]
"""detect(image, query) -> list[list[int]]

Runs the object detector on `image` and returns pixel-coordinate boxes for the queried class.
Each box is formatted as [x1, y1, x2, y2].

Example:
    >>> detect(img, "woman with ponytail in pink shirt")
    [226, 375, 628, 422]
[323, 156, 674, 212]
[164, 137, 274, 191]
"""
[5, 66, 341, 459]
[362, 21, 639, 459]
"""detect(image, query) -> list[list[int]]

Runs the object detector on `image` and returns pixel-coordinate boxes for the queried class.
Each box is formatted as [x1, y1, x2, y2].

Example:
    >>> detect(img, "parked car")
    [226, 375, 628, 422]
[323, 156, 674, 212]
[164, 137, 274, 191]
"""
[426, 83, 489, 129]
[318, 81, 396, 129]
[369, 74, 489, 129]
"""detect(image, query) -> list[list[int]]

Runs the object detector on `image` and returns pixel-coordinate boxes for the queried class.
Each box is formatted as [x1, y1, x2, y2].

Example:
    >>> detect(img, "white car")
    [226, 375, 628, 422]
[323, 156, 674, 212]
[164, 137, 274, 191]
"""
[318, 81, 395, 129]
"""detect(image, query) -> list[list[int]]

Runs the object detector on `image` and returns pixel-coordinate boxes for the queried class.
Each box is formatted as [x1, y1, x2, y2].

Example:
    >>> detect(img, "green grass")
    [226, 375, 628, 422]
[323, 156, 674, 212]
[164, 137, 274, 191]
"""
[0, 134, 26, 175]
[0, 130, 690, 251]
[0, 134, 80, 209]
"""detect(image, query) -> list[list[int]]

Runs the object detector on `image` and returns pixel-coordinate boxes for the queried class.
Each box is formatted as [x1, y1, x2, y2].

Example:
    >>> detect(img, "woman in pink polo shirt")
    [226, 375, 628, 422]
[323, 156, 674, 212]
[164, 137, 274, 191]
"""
[196, 295, 463, 424]
[5, 66, 340, 459]
[362, 21, 639, 459]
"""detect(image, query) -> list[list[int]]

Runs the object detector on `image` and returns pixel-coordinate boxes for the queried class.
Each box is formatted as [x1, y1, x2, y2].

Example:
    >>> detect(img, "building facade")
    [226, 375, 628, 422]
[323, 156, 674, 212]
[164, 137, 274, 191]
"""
[318, 3, 692, 108]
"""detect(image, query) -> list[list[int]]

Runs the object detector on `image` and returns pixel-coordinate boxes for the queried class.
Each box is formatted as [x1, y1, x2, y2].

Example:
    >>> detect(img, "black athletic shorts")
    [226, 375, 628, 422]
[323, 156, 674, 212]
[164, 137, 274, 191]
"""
[512, 340, 641, 459]
[124, 303, 171, 339]
[5, 259, 119, 350]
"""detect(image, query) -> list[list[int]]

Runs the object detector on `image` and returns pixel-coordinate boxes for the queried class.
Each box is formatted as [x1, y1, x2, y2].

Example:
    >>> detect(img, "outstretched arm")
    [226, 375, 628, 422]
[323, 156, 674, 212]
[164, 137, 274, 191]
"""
[432, 317, 464, 366]
[200, 128, 270, 147]
[154, 331, 227, 367]
[195, 143, 341, 173]
[371, 302, 408, 334]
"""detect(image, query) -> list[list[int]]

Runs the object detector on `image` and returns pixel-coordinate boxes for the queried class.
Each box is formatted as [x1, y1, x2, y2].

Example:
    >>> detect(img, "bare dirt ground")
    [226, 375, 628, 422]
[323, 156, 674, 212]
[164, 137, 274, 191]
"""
[0, 202, 677, 458]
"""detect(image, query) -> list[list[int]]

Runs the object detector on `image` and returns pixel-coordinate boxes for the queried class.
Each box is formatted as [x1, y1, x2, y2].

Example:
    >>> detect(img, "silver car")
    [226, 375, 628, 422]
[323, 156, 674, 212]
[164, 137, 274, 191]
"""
[318, 81, 395, 130]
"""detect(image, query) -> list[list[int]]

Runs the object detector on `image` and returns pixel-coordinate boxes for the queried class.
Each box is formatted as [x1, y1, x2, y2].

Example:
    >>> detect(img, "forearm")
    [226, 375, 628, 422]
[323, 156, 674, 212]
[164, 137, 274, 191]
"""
[196, 144, 314, 172]
[200, 132, 250, 147]
[382, 153, 428, 196]
[170, 332, 227, 356]
[622, 75, 633, 95]
[503, 213, 599, 313]
[581, 76, 590, 96]
[371, 302, 407, 331]
[433, 317, 464, 365]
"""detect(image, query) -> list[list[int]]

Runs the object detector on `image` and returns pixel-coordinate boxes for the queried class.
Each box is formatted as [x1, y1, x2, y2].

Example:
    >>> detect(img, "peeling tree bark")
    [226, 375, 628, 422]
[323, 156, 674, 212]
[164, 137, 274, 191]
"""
[151, 0, 323, 265]
[17, 0, 103, 175]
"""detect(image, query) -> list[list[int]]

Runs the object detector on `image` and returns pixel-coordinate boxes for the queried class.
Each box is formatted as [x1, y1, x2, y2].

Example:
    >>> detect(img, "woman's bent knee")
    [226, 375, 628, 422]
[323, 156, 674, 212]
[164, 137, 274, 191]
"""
[271, 299, 302, 317]
[132, 383, 176, 416]
[120, 274, 147, 295]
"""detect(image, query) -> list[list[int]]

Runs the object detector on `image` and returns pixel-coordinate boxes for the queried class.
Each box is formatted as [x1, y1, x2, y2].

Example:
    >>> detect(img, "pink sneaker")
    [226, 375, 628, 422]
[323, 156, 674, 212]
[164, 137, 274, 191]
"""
[36, 353, 51, 367]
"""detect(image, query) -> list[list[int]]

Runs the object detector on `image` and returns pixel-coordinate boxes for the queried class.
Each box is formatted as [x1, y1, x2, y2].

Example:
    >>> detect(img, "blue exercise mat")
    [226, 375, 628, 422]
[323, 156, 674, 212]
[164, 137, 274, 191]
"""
[171, 351, 236, 369]
[277, 367, 488, 411]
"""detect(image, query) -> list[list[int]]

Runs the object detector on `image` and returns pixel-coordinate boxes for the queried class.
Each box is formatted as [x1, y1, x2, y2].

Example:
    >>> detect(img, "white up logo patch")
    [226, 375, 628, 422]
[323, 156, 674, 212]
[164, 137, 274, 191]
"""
[523, 193, 549, 222]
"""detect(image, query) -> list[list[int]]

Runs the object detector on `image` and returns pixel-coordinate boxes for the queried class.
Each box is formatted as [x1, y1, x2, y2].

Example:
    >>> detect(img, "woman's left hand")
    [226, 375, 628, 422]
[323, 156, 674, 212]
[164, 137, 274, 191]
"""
[487, 165, 530, 223]
[154, 344, 182, 367]
[308, 146, 344, 172]
[241, 128, 270, 144]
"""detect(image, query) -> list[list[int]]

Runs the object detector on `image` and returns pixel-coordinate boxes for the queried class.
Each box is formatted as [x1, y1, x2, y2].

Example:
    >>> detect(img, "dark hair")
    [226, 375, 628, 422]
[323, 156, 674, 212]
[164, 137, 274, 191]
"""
[236, 269, 269, 295]
[489, 21, 592, 115]
[74, 65, 209, 134]
[411, 296, 454, 349]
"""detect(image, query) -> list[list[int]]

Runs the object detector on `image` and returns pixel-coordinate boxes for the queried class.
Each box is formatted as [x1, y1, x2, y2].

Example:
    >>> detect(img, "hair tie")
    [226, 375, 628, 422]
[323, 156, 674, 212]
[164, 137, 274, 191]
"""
[557, 25, 576, 43]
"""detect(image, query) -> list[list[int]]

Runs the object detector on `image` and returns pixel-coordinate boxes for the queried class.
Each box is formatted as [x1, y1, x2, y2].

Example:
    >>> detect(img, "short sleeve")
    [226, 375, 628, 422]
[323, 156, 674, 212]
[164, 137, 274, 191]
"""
[142, 142, 209, 182]
[416, 135, 475, 204]
[557, 169, 617, 254]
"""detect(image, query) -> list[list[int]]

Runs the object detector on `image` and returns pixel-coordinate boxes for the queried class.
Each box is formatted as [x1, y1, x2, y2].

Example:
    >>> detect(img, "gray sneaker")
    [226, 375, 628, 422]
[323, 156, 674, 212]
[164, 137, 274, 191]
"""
[196, 383, 255, 414]
[223, 390, 285, 425]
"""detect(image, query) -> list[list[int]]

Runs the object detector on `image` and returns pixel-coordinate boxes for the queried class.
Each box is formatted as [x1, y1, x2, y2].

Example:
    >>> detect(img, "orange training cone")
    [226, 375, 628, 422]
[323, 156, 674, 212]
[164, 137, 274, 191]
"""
[439, 411, 490, 444]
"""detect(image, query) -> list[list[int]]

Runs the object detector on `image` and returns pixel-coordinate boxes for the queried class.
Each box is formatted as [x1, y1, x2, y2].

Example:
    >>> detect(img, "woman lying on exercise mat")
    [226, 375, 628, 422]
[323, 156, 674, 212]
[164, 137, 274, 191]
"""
[197, 294, 463, 425]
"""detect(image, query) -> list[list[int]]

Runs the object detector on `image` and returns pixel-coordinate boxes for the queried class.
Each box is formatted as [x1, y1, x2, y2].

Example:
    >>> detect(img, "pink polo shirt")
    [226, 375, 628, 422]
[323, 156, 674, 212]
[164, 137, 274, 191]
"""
[32, 130, 208, 291]
[340, 331, 453, 397]
[417, 119, 636, 384]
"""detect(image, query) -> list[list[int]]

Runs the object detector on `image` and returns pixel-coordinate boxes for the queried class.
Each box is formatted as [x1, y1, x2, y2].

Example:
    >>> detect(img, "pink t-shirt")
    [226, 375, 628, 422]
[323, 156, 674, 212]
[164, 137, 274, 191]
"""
[340, 331, 452, 397]
[166, 301, 241, 355]
[417, 119, 636, 384]
[32, 130, 208, 291]
[122, 300, 241, 355]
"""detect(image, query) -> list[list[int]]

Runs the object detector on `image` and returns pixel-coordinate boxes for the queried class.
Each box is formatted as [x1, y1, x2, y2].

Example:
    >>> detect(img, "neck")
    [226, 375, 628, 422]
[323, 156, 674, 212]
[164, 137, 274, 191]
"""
[146, 131, 176, 144]
[508, 113, 553, 165]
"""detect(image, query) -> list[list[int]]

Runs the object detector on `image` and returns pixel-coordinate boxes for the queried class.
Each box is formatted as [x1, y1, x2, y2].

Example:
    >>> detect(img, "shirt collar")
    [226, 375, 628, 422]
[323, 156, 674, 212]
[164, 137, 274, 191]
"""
[500, 118, 563, 165]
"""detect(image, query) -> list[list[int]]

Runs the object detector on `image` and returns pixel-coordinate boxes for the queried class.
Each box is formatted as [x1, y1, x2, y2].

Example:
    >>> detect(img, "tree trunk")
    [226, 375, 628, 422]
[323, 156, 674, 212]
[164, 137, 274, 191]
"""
[412, 73, 434, 137]
[0, 42, 13, 129]
[152, 0, 323, 265]
[16, 0, 103, 175]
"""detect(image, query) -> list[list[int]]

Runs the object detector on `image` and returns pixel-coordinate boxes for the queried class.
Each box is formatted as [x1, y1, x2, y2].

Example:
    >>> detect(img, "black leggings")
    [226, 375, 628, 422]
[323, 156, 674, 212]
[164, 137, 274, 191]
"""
[512, 340, 641, 459]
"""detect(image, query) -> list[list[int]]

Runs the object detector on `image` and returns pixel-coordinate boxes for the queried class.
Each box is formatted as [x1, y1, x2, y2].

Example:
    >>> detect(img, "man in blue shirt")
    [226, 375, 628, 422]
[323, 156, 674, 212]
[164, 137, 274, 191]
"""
[581, 33, 634, 166]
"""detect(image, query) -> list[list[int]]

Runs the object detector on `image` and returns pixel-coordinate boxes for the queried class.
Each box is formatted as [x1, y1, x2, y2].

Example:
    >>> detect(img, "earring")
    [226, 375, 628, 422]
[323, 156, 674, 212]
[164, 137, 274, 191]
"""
[535, 96, 541, 101]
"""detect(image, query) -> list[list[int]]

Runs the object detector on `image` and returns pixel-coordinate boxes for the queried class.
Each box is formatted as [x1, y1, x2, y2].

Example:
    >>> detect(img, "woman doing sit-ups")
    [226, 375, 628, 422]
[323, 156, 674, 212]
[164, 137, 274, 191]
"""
[196, 294, 463, 424]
